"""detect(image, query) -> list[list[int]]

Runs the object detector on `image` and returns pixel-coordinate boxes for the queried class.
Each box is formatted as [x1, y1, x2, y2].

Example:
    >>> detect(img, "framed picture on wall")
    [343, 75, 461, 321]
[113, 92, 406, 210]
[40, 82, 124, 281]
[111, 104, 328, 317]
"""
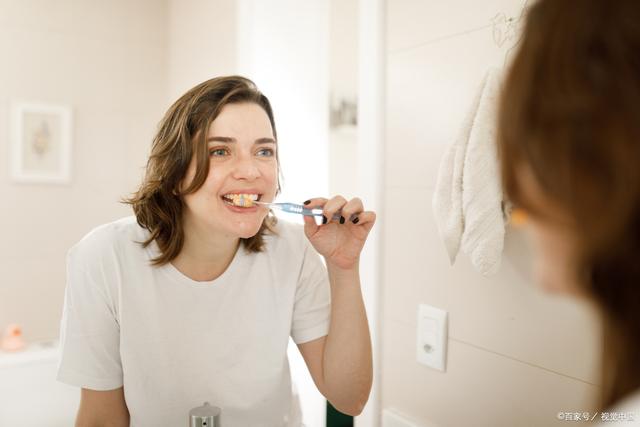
[9, 102, 73, 184]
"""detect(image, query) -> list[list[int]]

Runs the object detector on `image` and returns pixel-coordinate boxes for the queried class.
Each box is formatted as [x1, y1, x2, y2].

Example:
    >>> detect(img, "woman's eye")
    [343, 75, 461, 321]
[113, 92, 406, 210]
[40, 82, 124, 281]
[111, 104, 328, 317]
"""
[257, 148, 275, 157]
[209, 148, 228, 157]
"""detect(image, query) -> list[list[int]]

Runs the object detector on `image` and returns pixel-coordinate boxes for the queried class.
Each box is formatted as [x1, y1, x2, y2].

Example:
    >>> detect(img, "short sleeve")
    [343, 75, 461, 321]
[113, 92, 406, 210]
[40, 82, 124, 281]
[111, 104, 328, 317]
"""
[290, 239, 331, 344]
[56, 244, 123, 390]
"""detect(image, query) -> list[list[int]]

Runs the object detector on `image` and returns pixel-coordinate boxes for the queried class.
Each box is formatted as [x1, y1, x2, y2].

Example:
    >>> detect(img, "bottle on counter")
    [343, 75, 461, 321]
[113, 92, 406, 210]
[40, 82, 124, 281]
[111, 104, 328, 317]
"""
[189, 401, 221, 427]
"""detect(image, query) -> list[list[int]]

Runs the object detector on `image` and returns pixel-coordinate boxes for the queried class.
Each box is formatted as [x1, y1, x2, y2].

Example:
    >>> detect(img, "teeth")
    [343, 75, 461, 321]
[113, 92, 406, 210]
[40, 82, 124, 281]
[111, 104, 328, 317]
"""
[222, 193, 259, 207]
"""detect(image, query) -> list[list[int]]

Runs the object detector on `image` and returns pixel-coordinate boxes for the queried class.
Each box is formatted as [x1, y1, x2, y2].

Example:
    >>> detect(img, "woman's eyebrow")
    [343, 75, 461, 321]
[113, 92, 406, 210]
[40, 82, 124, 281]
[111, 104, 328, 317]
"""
[255, 137, 276, 144]
[206, 136, 276, 144]
[206, 136, 234, 143]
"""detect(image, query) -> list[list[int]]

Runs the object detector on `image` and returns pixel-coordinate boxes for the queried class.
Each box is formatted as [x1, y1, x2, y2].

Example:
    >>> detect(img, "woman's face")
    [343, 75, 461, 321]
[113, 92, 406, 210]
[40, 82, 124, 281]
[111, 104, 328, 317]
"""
[180, 102, 278, 240]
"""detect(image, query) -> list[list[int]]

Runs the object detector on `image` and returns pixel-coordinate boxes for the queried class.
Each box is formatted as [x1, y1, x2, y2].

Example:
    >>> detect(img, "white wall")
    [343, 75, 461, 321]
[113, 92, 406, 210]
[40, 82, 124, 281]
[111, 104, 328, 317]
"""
[328, 0, 358, 200]
[0, 0, 168, 342]
[167, 0, 237, 101]
[381, 1, 601, 426]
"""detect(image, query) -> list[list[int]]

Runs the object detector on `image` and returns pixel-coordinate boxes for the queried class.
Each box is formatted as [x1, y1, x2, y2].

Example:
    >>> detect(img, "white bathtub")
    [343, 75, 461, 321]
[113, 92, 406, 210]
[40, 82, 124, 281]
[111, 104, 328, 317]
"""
[0, 340, 78, 426]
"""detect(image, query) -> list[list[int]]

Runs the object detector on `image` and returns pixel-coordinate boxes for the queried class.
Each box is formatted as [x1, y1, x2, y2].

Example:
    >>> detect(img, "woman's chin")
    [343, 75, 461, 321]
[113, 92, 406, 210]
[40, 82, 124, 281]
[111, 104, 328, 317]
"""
[238, 230, 260, 239]
[231, 221, 263, 239]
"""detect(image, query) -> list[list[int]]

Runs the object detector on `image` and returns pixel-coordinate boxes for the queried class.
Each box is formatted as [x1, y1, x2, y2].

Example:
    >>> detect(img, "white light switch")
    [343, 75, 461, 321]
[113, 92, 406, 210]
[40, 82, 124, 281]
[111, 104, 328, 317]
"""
[416, 304, 448, 371]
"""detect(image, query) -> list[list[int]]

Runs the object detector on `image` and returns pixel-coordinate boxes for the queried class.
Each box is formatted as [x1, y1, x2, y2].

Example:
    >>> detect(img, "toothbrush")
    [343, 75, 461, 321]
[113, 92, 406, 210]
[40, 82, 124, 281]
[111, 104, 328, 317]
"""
[253, 201, 343, 221]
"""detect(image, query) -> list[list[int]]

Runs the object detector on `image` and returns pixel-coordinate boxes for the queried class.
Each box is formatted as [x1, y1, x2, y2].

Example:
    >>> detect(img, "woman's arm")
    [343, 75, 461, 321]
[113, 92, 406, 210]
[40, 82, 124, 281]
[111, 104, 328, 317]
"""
[298, 264, 372, 415]
[75, 387, 129, 427]
[299, 196, 376, 415]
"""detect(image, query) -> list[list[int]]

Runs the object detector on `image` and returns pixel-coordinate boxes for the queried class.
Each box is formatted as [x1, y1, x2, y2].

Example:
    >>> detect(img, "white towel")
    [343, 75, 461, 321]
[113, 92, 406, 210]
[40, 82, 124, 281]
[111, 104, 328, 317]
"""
[432, 68, 505, 276]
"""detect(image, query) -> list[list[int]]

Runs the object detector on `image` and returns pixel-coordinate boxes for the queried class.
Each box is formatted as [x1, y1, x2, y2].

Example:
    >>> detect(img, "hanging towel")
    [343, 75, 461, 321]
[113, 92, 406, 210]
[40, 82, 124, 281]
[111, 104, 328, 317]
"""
[431, 73, 487, 265]
[432, 68, 505, 276]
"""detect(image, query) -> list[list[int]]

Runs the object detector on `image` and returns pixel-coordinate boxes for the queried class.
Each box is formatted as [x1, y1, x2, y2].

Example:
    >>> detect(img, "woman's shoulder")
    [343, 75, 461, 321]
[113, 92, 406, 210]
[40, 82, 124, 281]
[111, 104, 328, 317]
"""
[68, 216, 148, 265]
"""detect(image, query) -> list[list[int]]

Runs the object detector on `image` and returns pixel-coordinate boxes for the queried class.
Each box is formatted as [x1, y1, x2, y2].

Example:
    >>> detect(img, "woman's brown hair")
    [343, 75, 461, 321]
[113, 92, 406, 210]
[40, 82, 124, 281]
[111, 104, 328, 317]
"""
[498, 0, 640, 409]
[498, 0, 640, 407]
[124, 76, 280, 265]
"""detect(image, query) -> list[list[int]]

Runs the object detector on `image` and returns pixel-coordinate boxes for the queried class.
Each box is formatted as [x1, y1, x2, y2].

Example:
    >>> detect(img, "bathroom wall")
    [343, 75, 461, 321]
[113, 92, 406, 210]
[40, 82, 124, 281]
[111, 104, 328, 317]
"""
[381, 1, 601, 426]
[0, 0, 168, 342]
[167, 0, 237, 101]
[328, 0, 358, 200]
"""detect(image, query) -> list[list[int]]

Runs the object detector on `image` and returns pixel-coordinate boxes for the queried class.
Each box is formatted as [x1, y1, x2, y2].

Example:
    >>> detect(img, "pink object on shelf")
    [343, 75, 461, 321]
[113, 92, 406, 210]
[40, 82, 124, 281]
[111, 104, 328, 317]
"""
[1, 324, 26, 351]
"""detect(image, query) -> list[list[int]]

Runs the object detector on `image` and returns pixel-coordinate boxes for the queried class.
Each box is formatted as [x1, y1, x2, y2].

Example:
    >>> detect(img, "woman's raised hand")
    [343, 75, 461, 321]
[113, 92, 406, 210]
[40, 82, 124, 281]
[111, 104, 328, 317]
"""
[302, 196, 376, 270]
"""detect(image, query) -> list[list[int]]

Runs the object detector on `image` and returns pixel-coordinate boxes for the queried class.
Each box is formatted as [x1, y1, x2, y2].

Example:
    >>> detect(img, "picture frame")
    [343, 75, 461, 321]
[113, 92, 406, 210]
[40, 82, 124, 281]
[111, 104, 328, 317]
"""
[9, 101, 73, 184]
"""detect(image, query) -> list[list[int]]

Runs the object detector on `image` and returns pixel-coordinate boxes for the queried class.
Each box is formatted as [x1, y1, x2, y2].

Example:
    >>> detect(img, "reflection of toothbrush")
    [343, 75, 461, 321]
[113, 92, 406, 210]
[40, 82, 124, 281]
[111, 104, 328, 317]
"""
[254, 201, 342, 221]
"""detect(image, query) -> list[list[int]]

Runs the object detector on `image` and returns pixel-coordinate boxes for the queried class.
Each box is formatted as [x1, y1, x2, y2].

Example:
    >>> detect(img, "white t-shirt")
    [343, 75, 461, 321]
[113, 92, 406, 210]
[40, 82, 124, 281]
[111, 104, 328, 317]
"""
[57, 216, 331, 427]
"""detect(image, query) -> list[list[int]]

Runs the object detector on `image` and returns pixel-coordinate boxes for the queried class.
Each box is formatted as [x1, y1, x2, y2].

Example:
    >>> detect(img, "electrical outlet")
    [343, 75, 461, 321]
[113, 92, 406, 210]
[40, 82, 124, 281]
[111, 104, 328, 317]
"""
[416, 304, 448, 371]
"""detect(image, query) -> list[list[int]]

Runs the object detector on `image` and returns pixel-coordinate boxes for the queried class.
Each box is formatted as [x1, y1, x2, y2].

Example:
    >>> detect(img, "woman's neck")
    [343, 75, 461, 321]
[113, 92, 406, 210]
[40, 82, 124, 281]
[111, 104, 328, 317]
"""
[171, 216, 240, 282]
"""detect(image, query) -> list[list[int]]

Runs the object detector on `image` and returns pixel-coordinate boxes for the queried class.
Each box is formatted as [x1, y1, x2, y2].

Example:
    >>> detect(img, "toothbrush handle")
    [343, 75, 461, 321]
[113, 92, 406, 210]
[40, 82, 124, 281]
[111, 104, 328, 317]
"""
[276, 203, 342, 221]
[300, 207, 322, 216]
[268, 202, 353, 221]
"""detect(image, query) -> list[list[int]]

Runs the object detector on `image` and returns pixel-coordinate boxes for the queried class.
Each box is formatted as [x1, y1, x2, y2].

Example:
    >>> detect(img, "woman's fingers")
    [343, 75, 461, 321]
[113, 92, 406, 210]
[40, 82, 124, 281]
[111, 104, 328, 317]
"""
[350, 211, 376, 232]
[302, 197, 328, 235]
[339, 197, 364, 223]
[321, 195, 348, 224]
[302, 196, 374, 228]
[303, 197, 328, 209]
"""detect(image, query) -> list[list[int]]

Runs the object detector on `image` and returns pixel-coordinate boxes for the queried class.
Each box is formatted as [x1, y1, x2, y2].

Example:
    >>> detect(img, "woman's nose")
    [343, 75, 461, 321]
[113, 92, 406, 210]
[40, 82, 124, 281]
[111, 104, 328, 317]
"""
[231, 155, 260, 180]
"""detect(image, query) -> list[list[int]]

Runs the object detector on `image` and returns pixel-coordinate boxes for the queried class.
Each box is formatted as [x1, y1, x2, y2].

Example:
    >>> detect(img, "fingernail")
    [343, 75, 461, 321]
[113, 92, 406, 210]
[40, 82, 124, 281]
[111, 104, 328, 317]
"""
[352, 217, 359, 224]
[322, 215, 327, 224]
[303, 200, 311, 205]
[339, 216, 345, 224]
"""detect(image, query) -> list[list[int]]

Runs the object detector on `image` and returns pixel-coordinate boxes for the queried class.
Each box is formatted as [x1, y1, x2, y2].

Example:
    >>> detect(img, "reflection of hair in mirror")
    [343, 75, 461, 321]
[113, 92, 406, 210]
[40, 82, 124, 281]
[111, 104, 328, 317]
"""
[122, 76, 280, 265]
[498, 0, 640, 410]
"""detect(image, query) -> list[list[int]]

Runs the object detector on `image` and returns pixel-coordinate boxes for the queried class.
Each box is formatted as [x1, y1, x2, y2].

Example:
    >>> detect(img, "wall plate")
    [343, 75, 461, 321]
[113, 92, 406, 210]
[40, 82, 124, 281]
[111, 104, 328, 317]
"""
[416, 304, 448, 371]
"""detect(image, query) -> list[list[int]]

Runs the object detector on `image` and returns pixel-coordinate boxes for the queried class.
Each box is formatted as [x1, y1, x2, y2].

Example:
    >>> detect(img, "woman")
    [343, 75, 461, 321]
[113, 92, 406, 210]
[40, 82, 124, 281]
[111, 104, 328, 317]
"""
[57, 76, 374, 426]
[498, 0, 640, 421]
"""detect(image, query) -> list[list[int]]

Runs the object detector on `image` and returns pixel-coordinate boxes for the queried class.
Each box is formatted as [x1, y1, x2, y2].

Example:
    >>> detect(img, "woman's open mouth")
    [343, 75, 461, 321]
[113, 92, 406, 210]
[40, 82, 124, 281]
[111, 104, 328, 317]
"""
[221, 193, 262, 209]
